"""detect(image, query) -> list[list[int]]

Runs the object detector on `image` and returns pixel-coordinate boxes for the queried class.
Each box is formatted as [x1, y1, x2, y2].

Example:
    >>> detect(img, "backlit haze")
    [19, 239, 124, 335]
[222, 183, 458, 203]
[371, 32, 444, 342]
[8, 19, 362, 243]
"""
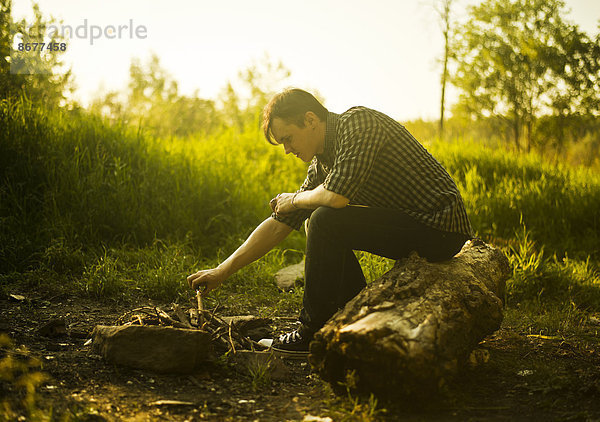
[11, 0, 600, 121]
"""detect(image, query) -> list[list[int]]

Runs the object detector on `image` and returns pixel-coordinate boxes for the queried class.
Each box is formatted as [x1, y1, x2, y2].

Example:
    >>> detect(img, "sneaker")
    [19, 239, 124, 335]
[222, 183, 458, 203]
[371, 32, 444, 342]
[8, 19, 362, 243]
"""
[271, 329, 311, 359]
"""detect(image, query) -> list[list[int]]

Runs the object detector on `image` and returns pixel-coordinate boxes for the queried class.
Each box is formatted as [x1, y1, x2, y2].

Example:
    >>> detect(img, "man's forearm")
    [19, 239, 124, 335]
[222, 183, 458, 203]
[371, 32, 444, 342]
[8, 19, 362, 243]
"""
[217, 217, 293, 278]
[293, 184, 349, 210]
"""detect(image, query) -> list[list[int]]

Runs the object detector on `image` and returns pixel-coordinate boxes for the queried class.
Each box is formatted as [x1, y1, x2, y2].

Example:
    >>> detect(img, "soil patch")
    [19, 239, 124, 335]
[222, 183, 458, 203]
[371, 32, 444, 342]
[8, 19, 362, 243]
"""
[2, 289, 600, 421]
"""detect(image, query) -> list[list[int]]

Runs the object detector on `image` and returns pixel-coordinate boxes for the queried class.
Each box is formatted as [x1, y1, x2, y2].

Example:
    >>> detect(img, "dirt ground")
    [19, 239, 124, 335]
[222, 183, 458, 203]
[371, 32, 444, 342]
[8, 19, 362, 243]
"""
[2, 288, 600, 421]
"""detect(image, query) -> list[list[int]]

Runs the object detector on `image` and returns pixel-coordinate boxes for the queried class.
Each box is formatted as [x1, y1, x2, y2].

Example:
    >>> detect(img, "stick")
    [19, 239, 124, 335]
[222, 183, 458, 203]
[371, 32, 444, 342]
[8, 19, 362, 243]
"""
[115, 306, 156, 325]
[172, 303, 193, 328]
[228, 321, 236, 354]
[196, 290, 205, 329]
[155, 307, 190, 329]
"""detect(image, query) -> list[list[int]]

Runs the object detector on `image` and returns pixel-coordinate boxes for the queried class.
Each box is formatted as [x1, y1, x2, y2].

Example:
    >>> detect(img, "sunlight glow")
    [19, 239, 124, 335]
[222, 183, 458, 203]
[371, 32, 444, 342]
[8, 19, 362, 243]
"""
[10, 0, 600, 121]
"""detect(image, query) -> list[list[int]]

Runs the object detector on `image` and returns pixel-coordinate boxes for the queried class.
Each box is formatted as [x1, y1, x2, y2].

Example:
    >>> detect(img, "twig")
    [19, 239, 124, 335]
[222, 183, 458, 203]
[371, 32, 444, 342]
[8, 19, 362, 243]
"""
[115, 307, 157, 325]
[196, 290, 205, 328]
[155, 307, 190, 329]
[228, 321, 236, 354]
[172, 303, 193, 328]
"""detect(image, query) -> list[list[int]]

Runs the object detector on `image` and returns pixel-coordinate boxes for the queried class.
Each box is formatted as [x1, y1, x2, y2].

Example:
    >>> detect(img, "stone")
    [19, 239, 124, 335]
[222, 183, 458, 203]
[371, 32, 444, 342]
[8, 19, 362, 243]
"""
[92, 325, 213, 373]
[38, 318, 67, 337]
[274, 261, 305, 292]
[220, 315, 273, 341]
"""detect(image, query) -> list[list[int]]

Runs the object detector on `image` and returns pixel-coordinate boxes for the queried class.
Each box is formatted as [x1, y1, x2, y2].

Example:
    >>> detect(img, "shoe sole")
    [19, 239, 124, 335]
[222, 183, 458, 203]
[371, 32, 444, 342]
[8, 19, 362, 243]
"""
[271, 347, 309, 360]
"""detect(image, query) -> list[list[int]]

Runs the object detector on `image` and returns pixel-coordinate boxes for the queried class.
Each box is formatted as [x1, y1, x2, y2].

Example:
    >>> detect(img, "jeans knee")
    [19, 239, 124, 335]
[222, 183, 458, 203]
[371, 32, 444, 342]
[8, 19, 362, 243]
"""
[307, 206, 337, 236]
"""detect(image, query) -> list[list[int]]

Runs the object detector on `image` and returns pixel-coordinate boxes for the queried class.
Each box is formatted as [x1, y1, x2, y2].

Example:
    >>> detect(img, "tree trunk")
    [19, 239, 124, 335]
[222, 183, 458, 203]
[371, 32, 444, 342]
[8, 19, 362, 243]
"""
[440, 33, 449, 141]
[309, 239, 509, 399]
[513, 112, 521, 152]
[438, 0, 453, 142]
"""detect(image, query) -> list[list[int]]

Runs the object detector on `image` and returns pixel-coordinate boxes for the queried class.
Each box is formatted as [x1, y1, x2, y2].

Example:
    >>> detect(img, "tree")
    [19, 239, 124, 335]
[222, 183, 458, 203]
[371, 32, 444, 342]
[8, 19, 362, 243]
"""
[451, 0, 599, 152]
[0, 0, 10, 77]
[91, 53, 220, 137]
[218, 55, 291, 130]
[90, 54, 292, 137]
[0, 0, 73, 106]
[435, 0, 454, 141]
[540, 23, 600, 153]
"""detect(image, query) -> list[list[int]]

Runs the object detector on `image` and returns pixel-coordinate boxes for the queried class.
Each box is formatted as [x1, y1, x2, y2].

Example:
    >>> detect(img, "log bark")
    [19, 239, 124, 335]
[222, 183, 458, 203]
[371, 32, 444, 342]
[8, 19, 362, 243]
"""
[309, 239, 510, 398]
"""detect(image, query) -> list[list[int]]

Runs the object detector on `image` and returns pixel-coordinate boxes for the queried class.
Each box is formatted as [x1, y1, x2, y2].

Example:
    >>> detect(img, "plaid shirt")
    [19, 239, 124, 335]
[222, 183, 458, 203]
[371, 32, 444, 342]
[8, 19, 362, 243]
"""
[272, 107, 474, 237]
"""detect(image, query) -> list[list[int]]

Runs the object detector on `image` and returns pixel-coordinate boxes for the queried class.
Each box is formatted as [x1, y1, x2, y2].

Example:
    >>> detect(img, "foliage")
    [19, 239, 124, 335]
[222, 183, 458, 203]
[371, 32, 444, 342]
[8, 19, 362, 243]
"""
[0, 95, 307, 273]
[91, 53, 220, 137]
[218, 55, 291, 131]
[0, 334, 49, 421]
[91, 53, 292, 138]
[405, 116, 600, 169]
[2, 95, 600, 321]
[0, 0, 73, 107]
[451, 0, 600, 151]
[433, 140, 600, 261]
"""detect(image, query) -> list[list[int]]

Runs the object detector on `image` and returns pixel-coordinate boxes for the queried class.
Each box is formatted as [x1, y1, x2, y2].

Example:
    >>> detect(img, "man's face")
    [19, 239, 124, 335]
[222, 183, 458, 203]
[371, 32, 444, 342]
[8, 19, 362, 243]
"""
[270, 116, 319, 163]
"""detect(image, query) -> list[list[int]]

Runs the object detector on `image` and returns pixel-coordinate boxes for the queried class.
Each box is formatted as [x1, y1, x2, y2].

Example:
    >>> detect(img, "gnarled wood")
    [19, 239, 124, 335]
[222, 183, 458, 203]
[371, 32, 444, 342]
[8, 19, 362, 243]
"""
[309, 239, 510, 398]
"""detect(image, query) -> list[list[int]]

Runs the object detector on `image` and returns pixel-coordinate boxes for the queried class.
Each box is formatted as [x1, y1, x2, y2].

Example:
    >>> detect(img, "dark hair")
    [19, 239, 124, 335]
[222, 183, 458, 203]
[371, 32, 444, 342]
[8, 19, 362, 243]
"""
[262, 88, 328, 145]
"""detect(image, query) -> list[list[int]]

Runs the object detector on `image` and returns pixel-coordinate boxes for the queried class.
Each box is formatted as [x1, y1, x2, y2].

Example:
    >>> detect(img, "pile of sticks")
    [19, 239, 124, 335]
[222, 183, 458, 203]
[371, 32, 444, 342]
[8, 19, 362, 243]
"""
[115, 292, 260, 353]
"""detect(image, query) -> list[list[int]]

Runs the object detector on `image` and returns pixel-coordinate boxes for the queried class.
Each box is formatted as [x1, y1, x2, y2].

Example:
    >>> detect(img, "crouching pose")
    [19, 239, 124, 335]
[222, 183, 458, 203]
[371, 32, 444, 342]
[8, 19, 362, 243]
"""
[187, 88, 473, 358]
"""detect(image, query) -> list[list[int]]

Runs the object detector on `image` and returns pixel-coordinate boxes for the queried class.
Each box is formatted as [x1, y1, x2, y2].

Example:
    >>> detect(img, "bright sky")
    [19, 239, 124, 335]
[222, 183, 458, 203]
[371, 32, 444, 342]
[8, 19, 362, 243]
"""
[11, 0, 600, 121]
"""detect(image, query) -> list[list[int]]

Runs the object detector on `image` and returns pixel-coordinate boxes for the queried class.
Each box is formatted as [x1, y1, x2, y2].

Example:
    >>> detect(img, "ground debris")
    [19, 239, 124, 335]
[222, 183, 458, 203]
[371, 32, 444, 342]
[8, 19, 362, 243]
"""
[150, 399, 197, 407]
[92, 304, 272, 374]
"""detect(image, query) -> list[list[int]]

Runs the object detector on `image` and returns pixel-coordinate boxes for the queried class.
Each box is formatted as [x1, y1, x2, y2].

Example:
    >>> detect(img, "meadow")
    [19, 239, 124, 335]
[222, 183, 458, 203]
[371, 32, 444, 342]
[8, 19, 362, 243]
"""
[2, 95, 600, 321]
[1, 95, 600, 419]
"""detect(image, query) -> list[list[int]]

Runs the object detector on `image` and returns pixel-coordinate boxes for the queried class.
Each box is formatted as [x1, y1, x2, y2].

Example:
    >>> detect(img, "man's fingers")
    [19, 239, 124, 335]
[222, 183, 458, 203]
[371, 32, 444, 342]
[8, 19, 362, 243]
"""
[187, 273, 198, 287]
[269, 197, 278, 212]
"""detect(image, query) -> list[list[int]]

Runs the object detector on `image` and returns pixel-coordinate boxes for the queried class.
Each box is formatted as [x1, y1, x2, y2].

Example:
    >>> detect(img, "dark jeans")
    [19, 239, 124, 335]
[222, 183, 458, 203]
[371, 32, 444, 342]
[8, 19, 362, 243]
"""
[298, 205, 469, 337]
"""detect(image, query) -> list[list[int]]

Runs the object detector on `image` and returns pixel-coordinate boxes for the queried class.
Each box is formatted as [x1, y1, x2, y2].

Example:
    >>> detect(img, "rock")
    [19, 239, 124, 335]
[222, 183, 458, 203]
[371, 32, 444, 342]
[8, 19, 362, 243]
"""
[220, 315, 273, 341]
[92, 325, 213, 373]
[309, 239, 509, 398]
[38, 318, 67, 337]
[274, 261, 305, 291]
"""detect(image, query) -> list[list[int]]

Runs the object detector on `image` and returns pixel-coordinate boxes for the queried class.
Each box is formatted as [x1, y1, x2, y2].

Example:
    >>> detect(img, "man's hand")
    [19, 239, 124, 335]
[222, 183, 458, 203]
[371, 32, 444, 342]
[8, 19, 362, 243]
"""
[187, 268, 227, 296]
[269, 193, 296, 215]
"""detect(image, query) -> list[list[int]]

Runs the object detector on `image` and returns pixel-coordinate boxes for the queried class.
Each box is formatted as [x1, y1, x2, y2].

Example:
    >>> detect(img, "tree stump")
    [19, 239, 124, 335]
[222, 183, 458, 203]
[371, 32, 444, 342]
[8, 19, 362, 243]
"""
[309, 239, 510, 398]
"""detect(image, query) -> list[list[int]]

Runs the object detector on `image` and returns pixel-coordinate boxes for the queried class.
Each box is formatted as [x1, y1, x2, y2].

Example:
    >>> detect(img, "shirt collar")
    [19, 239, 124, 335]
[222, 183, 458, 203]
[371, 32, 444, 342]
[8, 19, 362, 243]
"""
[317, 112, 339, 166]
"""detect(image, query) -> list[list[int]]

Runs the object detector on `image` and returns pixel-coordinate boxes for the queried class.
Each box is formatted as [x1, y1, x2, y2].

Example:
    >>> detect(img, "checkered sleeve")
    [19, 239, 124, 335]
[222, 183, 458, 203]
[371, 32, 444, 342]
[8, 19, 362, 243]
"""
[323, 110, 387, 201]
[271, 158, 321, 231]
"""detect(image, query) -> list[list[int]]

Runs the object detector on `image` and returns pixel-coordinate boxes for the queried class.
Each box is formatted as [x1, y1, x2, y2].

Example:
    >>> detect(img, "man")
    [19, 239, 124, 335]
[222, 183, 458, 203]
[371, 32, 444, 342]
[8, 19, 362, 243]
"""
[188, 88, 473, 358]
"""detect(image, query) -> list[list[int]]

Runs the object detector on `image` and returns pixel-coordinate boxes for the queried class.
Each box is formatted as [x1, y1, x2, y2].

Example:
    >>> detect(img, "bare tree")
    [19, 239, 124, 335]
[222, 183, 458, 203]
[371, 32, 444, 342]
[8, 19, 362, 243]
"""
[436, 0, 454, 141]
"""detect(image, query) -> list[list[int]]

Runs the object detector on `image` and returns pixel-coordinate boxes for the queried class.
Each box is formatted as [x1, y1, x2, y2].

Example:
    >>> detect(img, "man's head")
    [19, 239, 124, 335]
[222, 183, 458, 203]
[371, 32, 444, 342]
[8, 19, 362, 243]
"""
[262, 88, 328, 162]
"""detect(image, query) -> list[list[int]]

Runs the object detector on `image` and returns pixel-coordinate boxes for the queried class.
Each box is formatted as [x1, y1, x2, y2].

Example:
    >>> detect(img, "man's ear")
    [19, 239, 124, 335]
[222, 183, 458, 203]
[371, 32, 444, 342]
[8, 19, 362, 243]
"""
[304, 111, 317, 129]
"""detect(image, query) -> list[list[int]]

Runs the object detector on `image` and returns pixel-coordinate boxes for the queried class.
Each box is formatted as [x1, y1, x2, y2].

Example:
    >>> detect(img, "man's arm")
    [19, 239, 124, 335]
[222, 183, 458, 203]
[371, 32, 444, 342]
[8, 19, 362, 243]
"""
[294, 184, 350, 209]
[187, 217, 293, 295]
[273, 184, 349, 215]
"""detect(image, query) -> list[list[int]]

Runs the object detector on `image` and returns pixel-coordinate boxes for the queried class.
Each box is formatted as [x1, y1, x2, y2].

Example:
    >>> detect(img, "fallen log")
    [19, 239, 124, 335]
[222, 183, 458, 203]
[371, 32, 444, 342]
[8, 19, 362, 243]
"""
[309, 239, 510, 398]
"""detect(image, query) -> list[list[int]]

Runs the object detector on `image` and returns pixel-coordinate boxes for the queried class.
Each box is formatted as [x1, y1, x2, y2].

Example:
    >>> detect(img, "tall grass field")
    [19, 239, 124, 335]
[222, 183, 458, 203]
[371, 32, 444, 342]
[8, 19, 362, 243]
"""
[1, 96, 599, 328]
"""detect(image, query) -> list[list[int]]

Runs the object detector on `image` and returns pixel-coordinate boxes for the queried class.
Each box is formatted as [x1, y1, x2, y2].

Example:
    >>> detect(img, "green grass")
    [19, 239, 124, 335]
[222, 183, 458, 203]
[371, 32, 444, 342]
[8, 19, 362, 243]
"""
[1, 95, 600, 330]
